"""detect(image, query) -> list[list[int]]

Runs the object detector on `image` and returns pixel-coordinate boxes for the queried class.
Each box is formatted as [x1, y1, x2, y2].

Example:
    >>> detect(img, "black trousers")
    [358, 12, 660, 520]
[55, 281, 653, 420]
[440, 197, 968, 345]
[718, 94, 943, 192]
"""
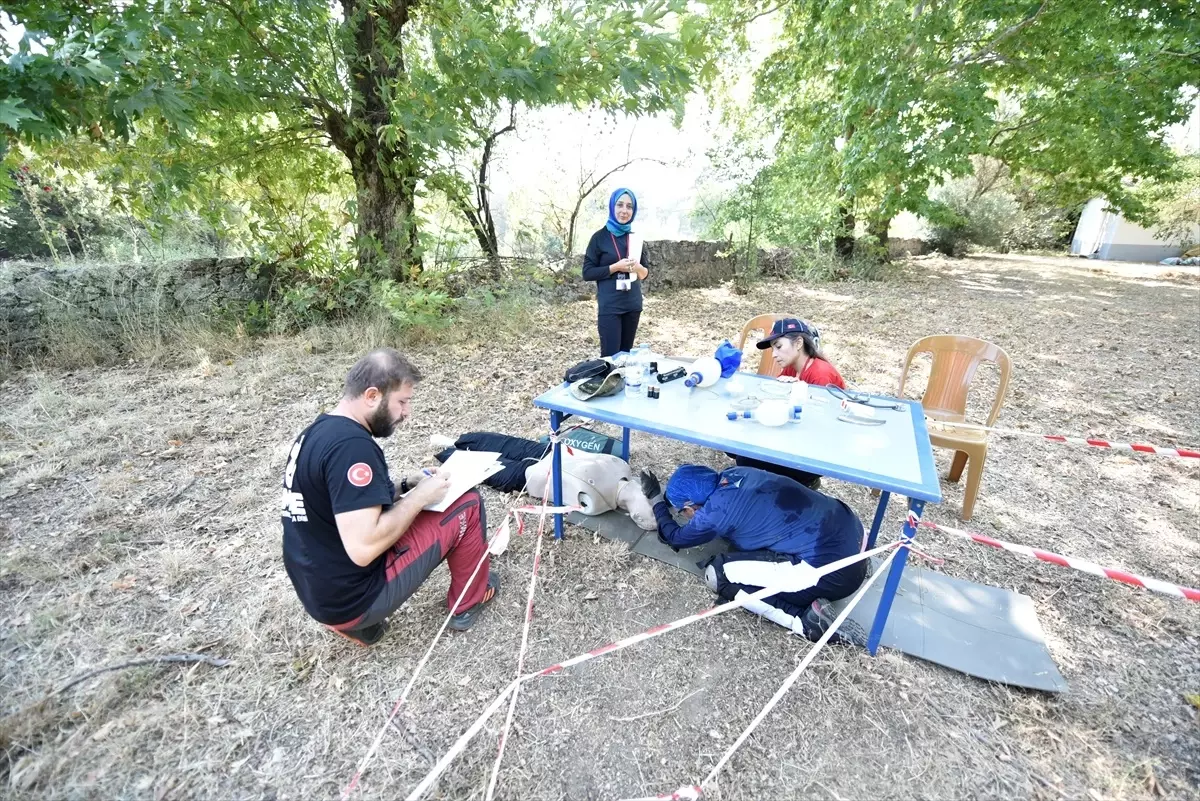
[732, 454, 821, 489]
[598, 310, 641, 357]
[435, 432, 549, 493]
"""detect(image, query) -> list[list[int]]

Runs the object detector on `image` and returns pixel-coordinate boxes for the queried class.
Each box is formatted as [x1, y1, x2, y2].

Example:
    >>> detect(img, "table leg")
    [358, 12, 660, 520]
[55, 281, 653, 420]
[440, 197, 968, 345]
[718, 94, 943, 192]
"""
[621, 427, 631, 462]
[551, 410, 565, 540]
[866, 497, 924, 655]
[865, 491, 891, 550]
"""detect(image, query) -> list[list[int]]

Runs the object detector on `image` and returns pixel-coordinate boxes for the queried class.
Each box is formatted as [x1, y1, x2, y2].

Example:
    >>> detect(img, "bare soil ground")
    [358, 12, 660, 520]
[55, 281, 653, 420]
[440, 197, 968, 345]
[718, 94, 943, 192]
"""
[2, 253, 1198, 800]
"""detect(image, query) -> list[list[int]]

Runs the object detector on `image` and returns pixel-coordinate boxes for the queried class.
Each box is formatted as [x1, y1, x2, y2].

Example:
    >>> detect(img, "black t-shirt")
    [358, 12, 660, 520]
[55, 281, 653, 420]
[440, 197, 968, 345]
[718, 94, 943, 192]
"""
[281, 414, 395, 625]
[581, 229, 647, 315]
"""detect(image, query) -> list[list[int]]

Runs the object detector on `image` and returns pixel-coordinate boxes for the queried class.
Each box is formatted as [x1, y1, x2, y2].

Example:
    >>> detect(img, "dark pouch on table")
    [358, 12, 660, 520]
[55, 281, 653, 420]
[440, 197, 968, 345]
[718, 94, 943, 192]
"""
[564, 359, 612, 384]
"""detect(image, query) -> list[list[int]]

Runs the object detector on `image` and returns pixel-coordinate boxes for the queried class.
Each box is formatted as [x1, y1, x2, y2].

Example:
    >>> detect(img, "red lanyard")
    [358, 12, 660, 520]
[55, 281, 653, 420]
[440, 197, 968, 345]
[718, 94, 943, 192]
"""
[609, 232, 625, 262]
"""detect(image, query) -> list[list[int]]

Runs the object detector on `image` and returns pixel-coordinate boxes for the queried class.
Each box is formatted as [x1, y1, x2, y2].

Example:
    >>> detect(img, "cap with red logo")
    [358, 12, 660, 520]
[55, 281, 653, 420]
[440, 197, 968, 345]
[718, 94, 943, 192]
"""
[755, 317, 819, 349]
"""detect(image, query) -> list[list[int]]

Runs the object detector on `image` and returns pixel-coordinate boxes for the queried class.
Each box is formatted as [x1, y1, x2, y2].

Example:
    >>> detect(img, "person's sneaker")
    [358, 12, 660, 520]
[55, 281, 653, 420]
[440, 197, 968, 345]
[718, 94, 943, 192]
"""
[330, 621, 389, 647]
[448, 573, 500, 631]
[801, 598, 868, 648]
[804, 476, 822, 492]
[430, 434, 456, 451]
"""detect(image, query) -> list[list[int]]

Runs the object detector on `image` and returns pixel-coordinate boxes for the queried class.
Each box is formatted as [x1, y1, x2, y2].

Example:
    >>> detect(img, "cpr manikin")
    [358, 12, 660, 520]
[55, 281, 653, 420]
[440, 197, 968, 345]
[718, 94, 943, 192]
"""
[432, 431, 656, 531]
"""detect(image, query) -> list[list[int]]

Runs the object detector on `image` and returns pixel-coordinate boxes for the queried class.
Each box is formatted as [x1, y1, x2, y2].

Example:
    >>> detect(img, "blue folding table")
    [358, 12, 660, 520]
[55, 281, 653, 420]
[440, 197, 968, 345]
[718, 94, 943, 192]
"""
[532, 365, 942, 654]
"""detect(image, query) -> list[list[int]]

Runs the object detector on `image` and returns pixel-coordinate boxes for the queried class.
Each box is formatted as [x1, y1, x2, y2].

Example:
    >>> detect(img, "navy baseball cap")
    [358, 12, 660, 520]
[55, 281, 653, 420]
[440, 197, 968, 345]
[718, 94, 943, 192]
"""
[755, 318, 816, 349]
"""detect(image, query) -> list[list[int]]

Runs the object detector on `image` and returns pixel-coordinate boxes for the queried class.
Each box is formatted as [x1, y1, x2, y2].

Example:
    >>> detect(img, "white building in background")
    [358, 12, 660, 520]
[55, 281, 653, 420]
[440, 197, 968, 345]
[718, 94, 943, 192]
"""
[1070, 198, 1198, 263]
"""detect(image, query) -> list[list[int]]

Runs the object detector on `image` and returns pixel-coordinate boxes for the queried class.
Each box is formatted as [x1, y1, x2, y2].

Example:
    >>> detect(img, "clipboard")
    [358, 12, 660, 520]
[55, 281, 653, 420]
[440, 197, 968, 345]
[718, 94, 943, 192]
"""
[406, 450, 505, 512]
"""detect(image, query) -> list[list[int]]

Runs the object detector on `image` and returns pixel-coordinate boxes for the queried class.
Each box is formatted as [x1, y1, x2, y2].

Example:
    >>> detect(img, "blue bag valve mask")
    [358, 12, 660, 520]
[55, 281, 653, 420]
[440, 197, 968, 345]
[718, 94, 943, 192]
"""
[714, 340, 743, 379]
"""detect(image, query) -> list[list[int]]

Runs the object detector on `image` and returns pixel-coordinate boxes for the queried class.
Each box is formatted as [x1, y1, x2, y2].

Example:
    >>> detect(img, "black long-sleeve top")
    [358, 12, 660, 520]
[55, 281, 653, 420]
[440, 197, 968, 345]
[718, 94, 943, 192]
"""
[582, 228, 650, 315]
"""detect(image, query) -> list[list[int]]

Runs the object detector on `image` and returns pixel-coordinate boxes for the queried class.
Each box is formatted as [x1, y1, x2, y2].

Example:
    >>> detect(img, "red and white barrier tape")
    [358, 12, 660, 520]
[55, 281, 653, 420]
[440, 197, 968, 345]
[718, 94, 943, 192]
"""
[912, 513, 1200, 602]
[485, 469, 558, 800]
[624, 546, 904, 801]
[404, 541, 902, 801]
[344, 422, 595, 798]
[926, 419, 1200, 459]
[514, 504, 581, 516]
[340, 523, 497, 800]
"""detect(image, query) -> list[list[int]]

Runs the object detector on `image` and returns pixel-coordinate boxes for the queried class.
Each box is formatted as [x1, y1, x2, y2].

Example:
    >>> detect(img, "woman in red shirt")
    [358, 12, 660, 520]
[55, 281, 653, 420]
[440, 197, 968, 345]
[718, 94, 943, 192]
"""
[757, 318, 846, 388]
[732, 318, 845, 490]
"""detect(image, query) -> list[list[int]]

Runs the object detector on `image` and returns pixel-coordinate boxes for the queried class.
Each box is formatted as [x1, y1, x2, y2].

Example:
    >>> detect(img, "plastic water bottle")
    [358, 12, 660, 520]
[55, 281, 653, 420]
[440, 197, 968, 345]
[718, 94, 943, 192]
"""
[625, 345, 646, 397]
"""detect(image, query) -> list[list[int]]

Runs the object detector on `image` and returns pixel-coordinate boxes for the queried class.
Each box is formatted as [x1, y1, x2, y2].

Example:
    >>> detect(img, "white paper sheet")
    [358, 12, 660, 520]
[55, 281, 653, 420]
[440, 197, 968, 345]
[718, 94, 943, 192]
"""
[421, 450, 504, 512]
[627, 232, 643, 266]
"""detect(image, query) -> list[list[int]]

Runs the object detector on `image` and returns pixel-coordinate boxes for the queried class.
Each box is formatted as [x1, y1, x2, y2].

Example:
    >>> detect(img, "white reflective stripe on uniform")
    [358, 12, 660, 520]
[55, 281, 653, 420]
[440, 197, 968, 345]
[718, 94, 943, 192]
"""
[722, 558, 820, 593]
[735, 590, 804, 634]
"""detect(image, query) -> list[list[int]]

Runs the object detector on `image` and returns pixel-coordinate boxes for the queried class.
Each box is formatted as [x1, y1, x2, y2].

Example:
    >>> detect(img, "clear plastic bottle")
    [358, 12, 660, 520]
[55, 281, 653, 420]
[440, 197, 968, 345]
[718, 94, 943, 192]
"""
[625, 345, 646, 397]
[637, 344, 654, 388]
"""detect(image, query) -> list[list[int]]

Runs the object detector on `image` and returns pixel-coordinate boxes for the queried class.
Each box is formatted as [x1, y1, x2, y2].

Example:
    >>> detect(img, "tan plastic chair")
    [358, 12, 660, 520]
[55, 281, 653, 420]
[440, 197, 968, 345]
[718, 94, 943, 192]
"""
[899, 335, 1012, 521]
[735, 313, 789, 377]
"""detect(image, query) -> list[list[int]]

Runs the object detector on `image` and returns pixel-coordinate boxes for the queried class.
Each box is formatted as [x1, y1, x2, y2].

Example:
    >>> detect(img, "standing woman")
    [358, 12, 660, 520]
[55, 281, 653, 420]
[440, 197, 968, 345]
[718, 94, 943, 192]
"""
[582, 188, 649, 357]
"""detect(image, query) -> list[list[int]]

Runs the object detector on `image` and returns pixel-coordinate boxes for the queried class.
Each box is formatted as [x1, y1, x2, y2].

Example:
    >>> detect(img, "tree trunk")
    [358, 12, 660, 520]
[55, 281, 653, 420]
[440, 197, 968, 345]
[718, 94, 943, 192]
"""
[455, 196, 502, 280]
[333, 0, 421, 282]
[834, 201, 856, 259]
[867, 213, 891, 253]
[351, 152, 420, 281]
[565, 203, 582, 259]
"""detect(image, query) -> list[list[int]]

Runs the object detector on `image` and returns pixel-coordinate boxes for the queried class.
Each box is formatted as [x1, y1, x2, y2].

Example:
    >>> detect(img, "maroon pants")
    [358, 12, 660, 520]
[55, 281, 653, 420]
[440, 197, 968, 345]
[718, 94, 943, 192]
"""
[328, 490, 491, 635]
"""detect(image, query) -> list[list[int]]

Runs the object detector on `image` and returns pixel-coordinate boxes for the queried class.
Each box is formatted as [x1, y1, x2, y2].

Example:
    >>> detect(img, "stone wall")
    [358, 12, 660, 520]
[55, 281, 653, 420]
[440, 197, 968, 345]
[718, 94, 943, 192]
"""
[1, 258, 274, 356]
[3, 239, 929, 356]
[639, 237, 928, 288]
[887, 238, 929, 259]
[643, 240, 737, 289]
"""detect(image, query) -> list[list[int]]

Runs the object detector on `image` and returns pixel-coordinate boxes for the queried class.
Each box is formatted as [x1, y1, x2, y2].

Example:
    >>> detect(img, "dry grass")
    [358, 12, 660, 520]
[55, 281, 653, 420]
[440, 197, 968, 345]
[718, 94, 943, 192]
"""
[1, 253, 1198, 800]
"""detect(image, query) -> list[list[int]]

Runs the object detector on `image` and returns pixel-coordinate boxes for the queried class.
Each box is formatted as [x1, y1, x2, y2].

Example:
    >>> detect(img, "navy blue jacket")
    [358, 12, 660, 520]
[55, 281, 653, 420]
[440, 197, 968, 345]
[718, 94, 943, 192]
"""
[582, 229, 649, 315]
[653, 467, 864, 568]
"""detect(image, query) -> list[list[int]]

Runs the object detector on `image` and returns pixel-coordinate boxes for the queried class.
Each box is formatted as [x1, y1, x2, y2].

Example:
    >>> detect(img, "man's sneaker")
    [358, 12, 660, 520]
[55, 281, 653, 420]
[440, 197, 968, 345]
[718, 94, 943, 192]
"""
[448, 573, 500, 631]
[804, 476, 822, 492]
[800, 598, 869, 648]
[331, 620, 388, 647]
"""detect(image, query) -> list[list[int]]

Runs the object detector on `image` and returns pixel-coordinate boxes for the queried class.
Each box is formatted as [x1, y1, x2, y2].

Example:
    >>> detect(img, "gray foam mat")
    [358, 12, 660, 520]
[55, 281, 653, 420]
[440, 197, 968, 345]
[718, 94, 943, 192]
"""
[830, 557, 1067, 692]
[567, 510, 1066, 693]
[566, 510, 727, 574]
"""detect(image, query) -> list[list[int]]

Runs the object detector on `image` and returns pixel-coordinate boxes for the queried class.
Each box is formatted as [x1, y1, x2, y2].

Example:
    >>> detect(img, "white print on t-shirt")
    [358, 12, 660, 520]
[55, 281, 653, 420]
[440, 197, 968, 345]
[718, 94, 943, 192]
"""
[281, 434, 308, 523]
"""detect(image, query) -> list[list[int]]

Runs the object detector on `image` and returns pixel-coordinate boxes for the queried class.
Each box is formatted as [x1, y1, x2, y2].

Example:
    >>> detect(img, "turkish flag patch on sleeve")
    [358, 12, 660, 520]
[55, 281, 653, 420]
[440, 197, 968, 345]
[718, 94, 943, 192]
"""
[347, 462, 374, 487]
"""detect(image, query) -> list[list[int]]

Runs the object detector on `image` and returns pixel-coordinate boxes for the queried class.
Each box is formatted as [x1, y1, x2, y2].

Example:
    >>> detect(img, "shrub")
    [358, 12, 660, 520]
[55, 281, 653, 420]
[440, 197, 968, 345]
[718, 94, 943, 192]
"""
[926, 180, 1020, 256]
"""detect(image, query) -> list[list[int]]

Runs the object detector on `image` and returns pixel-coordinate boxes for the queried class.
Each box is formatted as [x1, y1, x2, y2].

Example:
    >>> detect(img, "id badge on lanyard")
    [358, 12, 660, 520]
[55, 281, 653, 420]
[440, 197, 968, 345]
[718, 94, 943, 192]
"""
[610, 232, 631, 291]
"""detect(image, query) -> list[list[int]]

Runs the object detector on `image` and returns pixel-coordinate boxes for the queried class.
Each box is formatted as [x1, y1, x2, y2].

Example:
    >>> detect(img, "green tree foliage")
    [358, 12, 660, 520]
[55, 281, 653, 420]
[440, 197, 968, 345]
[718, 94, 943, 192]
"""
[1134, 154, 1200, 248]
[712, 0, 1199, 256]
[2, 1, 713, 279]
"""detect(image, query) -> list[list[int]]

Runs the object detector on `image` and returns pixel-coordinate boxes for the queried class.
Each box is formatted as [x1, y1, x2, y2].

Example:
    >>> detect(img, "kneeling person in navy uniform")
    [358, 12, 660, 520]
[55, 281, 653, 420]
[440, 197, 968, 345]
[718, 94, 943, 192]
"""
[281, 348, 498, 646]
[645, 465, 868, 644]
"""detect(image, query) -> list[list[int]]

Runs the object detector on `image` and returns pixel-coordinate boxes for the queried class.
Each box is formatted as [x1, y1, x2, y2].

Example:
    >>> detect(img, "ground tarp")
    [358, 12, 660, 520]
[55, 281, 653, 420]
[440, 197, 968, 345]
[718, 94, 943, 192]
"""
[569, 509, 1067, 693]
